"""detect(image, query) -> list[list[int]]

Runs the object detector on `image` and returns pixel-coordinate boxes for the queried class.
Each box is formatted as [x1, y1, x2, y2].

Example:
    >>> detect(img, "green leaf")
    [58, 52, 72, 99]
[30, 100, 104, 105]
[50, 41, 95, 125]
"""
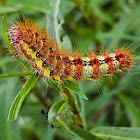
[7, 75, 40, 121]
[69, 125, 102, 140]
[47, 79, 59, 91]
[0, 72, 32, 78]
[64, 80, 88, 100]
[47, 0, 61, 43]
[48, 100, 100, 140]
[57, 9, 73, 52]
[48, 100, 67, 123]
[48, 100, 70, 128]
[47, 0, 73, 52]
[90, 126, 140, 140]
[62, 34, 73, 52]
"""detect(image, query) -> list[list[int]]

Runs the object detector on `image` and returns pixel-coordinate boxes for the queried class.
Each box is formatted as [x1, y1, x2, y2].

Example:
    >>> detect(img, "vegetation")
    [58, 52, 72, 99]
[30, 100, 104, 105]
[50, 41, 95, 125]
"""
[0, 0, 140, 140]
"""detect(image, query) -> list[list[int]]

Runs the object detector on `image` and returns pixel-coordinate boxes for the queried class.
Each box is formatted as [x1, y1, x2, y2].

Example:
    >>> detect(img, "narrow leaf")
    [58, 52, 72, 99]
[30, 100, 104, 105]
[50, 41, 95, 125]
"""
[8, 75, 39, 121]
[70, 125, 102, 140]
[64, 80, 88, 100]
[47, 0, 61, 43]
[47, 79, 59, 91]
[90, 126, 140, 140]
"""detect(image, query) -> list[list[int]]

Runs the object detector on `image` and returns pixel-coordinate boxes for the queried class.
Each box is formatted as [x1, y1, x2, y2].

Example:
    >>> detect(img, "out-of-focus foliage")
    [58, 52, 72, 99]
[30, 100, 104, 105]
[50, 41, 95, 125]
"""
[0, 0, 140, 140]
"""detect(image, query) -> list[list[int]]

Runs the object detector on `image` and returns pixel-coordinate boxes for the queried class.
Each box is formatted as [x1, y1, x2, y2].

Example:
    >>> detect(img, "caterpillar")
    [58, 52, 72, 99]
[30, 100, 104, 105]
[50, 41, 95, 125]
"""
[8, 19, 134, 82]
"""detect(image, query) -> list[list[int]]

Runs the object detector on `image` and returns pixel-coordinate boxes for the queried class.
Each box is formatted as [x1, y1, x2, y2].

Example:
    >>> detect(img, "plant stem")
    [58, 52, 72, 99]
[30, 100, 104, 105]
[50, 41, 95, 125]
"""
[60, 87, 83, 128]
[0, 72, 32, 78]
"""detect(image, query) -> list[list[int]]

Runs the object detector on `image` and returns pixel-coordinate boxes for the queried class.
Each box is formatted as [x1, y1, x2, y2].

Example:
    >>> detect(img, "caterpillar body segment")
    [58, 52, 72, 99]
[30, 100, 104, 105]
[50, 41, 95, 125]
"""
[8, 19, 134, 82]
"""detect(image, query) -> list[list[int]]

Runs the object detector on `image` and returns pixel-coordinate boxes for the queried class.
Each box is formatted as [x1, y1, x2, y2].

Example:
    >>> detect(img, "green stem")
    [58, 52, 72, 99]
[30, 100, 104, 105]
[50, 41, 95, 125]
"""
[60, 87, 83, 128]
[0, 72, 32, 78]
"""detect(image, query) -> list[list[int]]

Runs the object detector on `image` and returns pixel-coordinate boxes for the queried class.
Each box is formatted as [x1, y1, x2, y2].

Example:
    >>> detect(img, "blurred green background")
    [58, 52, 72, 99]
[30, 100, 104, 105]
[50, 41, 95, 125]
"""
[0, 0, 140, 140]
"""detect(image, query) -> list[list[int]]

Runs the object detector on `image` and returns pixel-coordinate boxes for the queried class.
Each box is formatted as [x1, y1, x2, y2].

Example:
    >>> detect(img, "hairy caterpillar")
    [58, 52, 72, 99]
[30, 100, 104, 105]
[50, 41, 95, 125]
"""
[8, 19, 134, 82]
